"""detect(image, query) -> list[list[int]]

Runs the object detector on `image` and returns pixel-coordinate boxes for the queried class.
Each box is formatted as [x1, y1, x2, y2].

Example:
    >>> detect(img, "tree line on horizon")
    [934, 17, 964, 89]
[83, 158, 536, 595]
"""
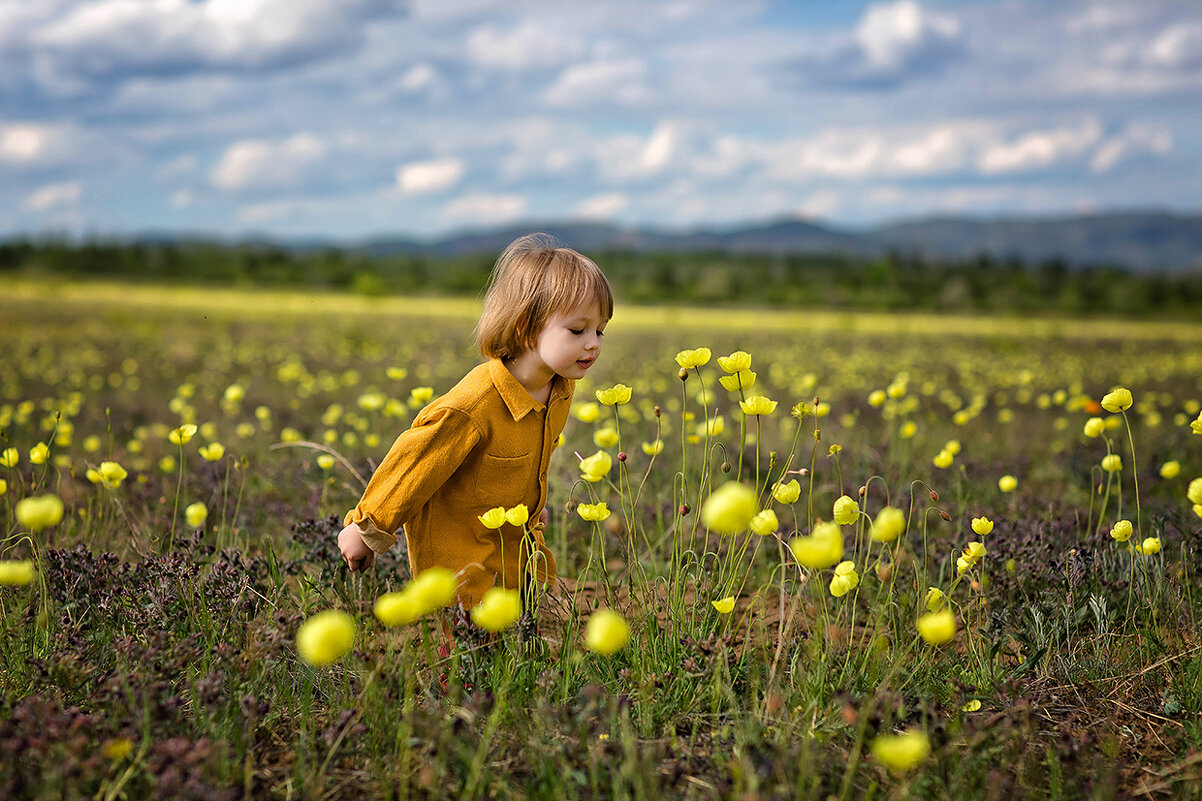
[2, 238, 1200, 318]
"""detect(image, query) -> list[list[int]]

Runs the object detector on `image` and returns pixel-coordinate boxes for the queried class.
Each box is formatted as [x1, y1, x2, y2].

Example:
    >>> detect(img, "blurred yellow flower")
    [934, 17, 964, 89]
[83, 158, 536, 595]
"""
[585, 608, 631, 654]
[1100, 387, 1133, 413]
[871, 730, 930, 772]
[0, 560, 36, 586]
[944, 440, 961, 455]
[471, 587, 521, 632]
[0, 479, 5, 496]
[962, 700, 982, 712]
[184, 502, 208, 528]
[1192, 412, 1202, 435]
[15, 494, 64, 532]
[87, 461, 129, 490]
[410, 386, 435, 405]
[1136, 537, 1161, 555]
[1101, 454, 1122, 473]
[790, 522, 844, 569]
[386, 366, 408, 380]
[867, 390, 886, 407]
[773, 479, 801, 505]
[316, 454, 335, 470]
[199, 442, 225, 461]
[224, 384, 246, 404]
[101, 737, 134, 761]
[29, 442, 49, 465]
[701, 415, 726, 437]
[1187, 477, 1202, 506]
[641, 440, 664, 456]
[998, 475, 1018, 493]
[832, 495, 859, 525]
[410, 567, 459, 612]
[933, 449, 953, 469]
[296, 609, 355, 666]
[478, 507, 506, 529]
[717, 351, 751, 373]
[917, 609, 956, 645]
[739, 395, 777, 415]
[593, 427, 619, 448]
[374, 591, 420, 627]
[971, 517, 993, 536]
[925, 587, 945, 612]
[869, 506, 905, 543]
[572, 402, 601, 423]
[712, 596, 735, 614]
[504, 504, 529, 527]
[700, 482, 757, 535]
[595, 384, 632, 406]
[1110, 520, 1133, 542]
[357, 392, 387, 412]
[750, 509, 778, 536]
[0, 447, 17, 467]
[1159, 461, 1180, 479]
[169, 424, 197, 445]
[1083, 417, 1105, 438]
[900, 421, 917, 439]
[579, 450, 613, 483]
[675, 348, 711, 369]
[577, 502, 611, 522]
[718, 369, 756, 392]
[829, 560, 860, 598]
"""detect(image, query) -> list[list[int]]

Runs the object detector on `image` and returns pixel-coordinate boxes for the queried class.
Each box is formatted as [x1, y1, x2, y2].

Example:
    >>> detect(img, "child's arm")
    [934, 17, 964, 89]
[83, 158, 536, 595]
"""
[338, 522, 376, 571]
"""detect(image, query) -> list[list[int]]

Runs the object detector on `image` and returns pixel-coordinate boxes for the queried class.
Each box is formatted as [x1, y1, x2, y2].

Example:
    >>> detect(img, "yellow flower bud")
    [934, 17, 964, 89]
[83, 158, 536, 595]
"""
[478, 507, 506, 529]
[700, 482, 757, 535]
[296, 609, 355, 666]
[584, 609, 630, 654]
[504, 504, 529, 527]
[1100, 387, 1133, 413]
[773, 479, 801, 505]
[917, 609, 956, 645]
[184, 502, 208, 528]
[576, 502, 611, 522]
[971, 517, 993, 536]
[674, 348, 711, 369]
[750, 509, 778, 536]
[1109, 519, 1133, 542]
[790, 522, 844, 569]
[998, 475, 1018, 493]
[716, 351, 751, 373]
[471, 587, 521, 632]
[832, 495, 859, 525]
[869, 506, 905, 543]
[711, 596, 735, 614]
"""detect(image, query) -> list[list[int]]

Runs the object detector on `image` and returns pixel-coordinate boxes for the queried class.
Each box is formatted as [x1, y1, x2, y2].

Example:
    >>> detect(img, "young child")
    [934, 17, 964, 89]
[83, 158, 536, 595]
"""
[337, 233, 612, 615]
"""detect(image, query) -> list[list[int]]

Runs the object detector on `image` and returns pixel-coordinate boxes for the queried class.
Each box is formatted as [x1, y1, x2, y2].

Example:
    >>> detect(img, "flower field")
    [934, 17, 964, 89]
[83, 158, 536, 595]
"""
[3, 278, 1202, 800]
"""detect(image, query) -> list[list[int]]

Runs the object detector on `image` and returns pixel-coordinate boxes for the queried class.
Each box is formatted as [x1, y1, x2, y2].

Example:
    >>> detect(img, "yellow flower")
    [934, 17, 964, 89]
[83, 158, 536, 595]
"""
[410, 386, 434, 405]
[579, 450, 613, 483]
[296, 609, 355, 666]
[1192, 412, 1202, 435]
[471, 587, 521, 632]
[409, 566, 459, 612]
[773, 479, 801, 505]
[998, 475, 1018, 493]
[1083, 417, 1105, 438]
[641, 440, 664, 456]
[675, 348, 712, 369]
[15, 494, 64, 532]
[593, 427, 619, 448]
[1194, 504, 1202, 520]
[933, 449, 953, 469]
[386, 366, 408, 380]
[867, 390, 886, 407]
[595, 384, 632, 406]
[962, 699, 982, 712]
[944, 440, 961, 455]
[750, 509, 778, 536]
[169, 423, 197, 445]
[1160, 461, 1180, 479]
[184, 502, 208, 528]
[869, 506, 905, 543]
[711, 596, 736, 614]
[899, 421, 917, 439]
[224, 384, 246, 404]
[87, 461, 129, 489]
[739, 395, 777, 416]
[1187, 477, 1202, 506]
[1101, 454, 1122, 473]
[0, 479, 5, 496]
[577, 502, 611, 522]
[717, 351, 751, 373]
[101, 737, 134, 761]
[29, 442, 49, 465]
[832, 495, 859, 525]
[700, 415, 726, 437]
[1136, 537, 1161, 555]
[956, 541, 987, 574]
[718, 369, 756, 392]
[585, 608, 631, 654]
[0, 560, 36, 586]
[971, 517, 993, 536]
[925, 587, 945, 612]
[316, 454, 336, 470]
[199, 442, 225, 461]
[572, 402, 601, 423]
[478, 507, 507, 529]
[356, 392, 386, 412]
[1100, 387, 1133, 413]
[917, 609, 956, 645]
[700, 482, 757, 535]
[374, 592, 420, 627]
[1109, 519, 1133, 542]
[790, 522, 844, 569]
[814, 402, 830, 418]
[0, 447, 19, 467]
[159, 455, 176, 473]
[829, 561, 860, 598]
[871, 730, 930, 772]
[504, 504, 529, 527]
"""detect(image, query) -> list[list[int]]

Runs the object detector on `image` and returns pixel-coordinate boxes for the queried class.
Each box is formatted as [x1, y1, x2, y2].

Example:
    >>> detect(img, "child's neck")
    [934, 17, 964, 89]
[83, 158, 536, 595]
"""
[503, 354, 553, 405]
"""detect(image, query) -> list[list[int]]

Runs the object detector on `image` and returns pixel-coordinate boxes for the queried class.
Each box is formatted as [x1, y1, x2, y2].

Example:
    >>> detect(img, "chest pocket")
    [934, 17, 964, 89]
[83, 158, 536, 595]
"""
[471, 452, 532, 509]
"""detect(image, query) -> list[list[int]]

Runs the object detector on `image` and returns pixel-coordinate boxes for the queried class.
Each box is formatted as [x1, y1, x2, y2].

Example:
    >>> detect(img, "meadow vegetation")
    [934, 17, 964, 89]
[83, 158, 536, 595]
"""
[2, 278, 1202, 799]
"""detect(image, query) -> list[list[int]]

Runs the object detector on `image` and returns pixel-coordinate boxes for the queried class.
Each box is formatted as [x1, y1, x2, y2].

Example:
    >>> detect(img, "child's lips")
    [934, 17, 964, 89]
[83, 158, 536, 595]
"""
[576, 358, 594, 369]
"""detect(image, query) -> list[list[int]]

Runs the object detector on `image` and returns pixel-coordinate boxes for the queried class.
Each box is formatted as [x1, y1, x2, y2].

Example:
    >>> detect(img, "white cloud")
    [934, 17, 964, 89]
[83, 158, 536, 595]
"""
[575, 191, 627, 219]
[466, 21, 583, 71]
[1090, 123, 1173, 173]
[857, 0, 960, 72]
[22, 180, 81, 211]
[396, 157, 465, 195]
[211, 133, 326, 191]
[440, 192, 527, 225]
[542, 58, 651, 106]
[156, 153, 198, 181]
[1, 124, 53, 162]
[978, 119, 1102, 174]
[170, 188, 194, 208]
[1144, 22, 1202, 70]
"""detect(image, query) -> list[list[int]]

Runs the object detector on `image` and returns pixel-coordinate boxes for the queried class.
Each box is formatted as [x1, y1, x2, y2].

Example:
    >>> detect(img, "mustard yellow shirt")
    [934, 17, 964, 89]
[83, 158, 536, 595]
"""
[344, 358, 573, 608]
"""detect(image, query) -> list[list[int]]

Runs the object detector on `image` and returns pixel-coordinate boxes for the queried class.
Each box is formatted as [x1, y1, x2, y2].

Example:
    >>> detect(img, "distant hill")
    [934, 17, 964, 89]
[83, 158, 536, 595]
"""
[350, 211, 1202, 273]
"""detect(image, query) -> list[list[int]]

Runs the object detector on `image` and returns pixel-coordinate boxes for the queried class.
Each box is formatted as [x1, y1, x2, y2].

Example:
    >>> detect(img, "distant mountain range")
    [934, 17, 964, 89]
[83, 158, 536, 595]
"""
[341, 210, 1202, 274]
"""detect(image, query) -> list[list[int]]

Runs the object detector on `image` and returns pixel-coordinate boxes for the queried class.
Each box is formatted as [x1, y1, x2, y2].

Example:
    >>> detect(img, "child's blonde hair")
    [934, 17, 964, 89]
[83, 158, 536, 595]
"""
[475, 233, 613, 360]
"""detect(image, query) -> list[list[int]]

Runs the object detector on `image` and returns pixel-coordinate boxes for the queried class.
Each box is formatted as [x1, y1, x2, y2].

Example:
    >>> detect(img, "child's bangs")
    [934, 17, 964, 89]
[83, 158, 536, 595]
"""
[546, 252, 613, 320]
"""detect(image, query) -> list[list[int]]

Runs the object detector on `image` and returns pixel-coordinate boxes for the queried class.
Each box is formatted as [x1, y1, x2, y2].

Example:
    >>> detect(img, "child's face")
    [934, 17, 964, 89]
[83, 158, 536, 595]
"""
[532, 298, 607, 381]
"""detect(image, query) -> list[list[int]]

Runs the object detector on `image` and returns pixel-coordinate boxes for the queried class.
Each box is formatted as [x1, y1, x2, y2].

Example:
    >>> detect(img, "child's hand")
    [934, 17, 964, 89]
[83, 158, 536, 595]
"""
[338, 523, 376, 571]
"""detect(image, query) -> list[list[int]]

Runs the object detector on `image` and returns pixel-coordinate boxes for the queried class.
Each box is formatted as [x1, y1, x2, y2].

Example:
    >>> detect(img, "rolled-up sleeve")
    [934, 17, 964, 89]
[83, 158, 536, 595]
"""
[343, 407, 482, 553]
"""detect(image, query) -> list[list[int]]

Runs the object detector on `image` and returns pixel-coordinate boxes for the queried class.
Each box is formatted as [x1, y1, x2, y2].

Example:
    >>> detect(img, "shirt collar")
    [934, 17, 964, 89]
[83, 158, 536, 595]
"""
[488, 358, 572, 421]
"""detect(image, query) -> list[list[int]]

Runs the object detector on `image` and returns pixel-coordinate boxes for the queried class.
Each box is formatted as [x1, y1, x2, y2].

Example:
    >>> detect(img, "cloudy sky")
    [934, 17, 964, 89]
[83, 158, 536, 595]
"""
[2, 0, 1200, 240]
